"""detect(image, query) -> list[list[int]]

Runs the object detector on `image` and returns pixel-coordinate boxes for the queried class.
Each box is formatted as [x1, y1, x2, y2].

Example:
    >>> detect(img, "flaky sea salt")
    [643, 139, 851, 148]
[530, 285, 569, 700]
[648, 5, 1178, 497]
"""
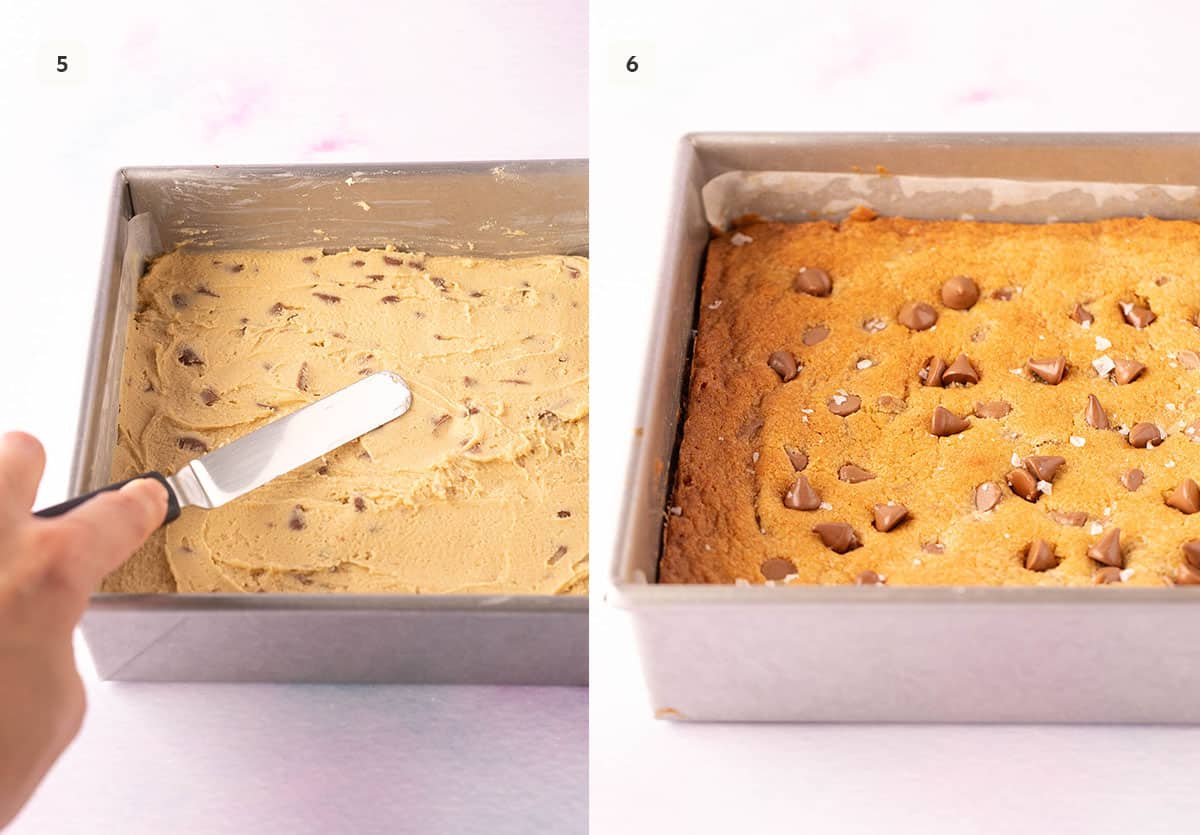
[856, 359, 873, 370]
[730, 232, 753, 246]
[1120, 568, 1135, 582]
[819, 502, 833, 510]
[1093, 355, 1116, 377]
[1037, 480, 1053, 494]
[864, 318, 887, 333]
[734, 578, 751, 587]
[1095, 336, 1112, 350]
[1011, 452, 1022, 466]
[708, 299, 723, 309]
[1070, 436, 1086, 447]
[1089, 521, 1104, 535]
[1166, 460, 1177, 468]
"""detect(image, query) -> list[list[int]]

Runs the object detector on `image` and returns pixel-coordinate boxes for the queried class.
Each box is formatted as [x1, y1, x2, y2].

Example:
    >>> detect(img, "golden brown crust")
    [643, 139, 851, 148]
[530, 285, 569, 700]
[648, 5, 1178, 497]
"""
[662, 214, 1200, 587]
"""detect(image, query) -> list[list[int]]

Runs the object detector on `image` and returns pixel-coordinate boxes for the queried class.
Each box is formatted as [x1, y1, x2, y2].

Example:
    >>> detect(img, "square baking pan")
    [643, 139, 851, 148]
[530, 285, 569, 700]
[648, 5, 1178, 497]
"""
[77, 160, 588, 683]
[611, 133, 1200, 721]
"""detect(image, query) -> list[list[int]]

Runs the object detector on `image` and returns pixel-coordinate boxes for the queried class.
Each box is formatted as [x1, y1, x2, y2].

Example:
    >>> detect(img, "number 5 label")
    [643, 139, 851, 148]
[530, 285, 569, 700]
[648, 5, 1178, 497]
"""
[38, 43, 88, 84]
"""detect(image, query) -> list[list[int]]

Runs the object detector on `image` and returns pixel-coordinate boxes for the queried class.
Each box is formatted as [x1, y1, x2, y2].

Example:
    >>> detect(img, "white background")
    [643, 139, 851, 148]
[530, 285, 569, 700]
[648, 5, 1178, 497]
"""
[589, 1, 1200, 833]
[0, 2, 586, 834]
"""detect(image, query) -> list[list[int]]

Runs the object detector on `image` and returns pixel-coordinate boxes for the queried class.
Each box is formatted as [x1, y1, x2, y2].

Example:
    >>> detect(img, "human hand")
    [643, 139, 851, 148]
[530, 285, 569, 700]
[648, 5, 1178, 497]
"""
[0, 432, 166, 829]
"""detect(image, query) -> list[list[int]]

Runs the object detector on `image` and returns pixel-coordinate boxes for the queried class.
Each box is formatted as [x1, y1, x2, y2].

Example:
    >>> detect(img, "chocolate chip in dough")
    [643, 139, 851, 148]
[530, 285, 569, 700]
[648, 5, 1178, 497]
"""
[1024, 539, 1059, 572]
[1121, 469, 1145, 491]
[827, 393, 862, 417]
[171, 293, 189, 309]
[802, 325, 830, 345]
[1183, 540, 1200, 570]
[872, 503, 909, 532]
[196, 285, 220, 298]
[1173, 564, 1200, 585]
[855, 570, 885, 586]
[783, 475, 822, 511]
[942, 354, 980, 386]
[177, 436, 208, 454]
[301, 255, 317, 264]
[760, 557, 797, 581]
[812, 522, 861, 554]
[930, 406, 970, 437]
[876, 395, 908, 413]
[269, 302, 286, 315]
[199, 387, 220, 406]
[1085, 394, 1110, 430]
[1007, 468, 1041, 502]
[839, 464, 876, 483]
[1071, 304, 1095, 326]
[898, 301, 938, 331]
[381, 296, 401, 304]
[793, 267, 832, 297]
[1027, 356, 1067, 384]
[991, 287, 1016, 301]
[1093, 566, 1123, 585]
[1166, 478, 1200, 514]
[1088, 528, 1124, 568]
[941, 276, 980, 310]
[1113, 358, 1146, 385]
[1179, 350, 1200, 370]
[974, 401, 1011, 419]
[288, 505, 307, 531]
[768, 350, 798, 382]
[1120, 301, 1156, 329]
[354, 496, 367, 512]
[1128, 422, 1163, 449]
[297, 362, 311, 392]
[312, 292, 342, 304]
[975, 482, 1002, 512]
[919, 356, 946, 387]
[784, 446, 808, 471]
[1024, 455, 1066, 482]
[1049, 510, 1088, 527]
[177, 348, 204, 367]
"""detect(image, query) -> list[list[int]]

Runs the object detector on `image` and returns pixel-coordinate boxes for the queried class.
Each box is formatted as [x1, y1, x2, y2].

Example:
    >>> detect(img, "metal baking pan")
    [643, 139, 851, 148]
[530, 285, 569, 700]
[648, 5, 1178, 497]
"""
[77, 161, 588, 683]
[611, 133, 1200, 721]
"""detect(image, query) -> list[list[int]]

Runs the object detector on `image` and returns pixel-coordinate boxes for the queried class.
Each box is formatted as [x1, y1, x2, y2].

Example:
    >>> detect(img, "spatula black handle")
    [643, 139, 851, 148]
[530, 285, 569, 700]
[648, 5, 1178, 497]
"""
[34, 471, 181, 526]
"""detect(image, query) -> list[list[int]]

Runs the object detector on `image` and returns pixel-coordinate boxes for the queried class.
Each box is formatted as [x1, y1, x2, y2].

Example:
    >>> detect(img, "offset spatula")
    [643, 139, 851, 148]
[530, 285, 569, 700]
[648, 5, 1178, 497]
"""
[35, 371, 413, 525]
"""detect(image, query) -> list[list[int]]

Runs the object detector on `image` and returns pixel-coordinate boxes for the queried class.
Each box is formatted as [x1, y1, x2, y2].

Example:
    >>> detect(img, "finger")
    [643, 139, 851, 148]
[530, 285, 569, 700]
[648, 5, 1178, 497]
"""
[0, 431, 46, 515]
[42, 478, 167, 589]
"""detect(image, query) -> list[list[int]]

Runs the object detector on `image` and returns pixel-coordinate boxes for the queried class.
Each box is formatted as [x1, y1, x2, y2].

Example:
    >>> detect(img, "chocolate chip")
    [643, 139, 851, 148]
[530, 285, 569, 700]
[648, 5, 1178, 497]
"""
[1184, 540, 1200, 570]
[1166, 478, 1200, 514]
[366, 274, 384, 281]
[898, 301, 938, 331]
[942, 354, 979, 386]
[269, 302, 285, 315]
[1179, 350, 1200, 370]
[171, 293, 189, 309]
[381, 296, 401, 304]
[429, 276, 448, 290]
[199, 387, 220, 406]
[760, 557, 797, 581]
[1007, 468, 1041, 502]
[872, 503, 908, 532]
[838, 464, 876, 483]
[1128, 422, 1162, 448]
[431, 414, 452, 432]
[991, 287, 1016, 301]
[793, 267, 832, 296]
[316, 465, 329, 476]
[941, 275, 980, 310]
[1071, 304, 1095, 325]
[312, 292, 341, 304]
[462, 376, 476, 388]
[783, 446, 808, 471]
[1093, 566, 1123, 584]
[1024, 539, 1058, 572]
[1121, 468, 1145, 491]
[196, 285, 220, 298]
[297, 362, 311, 392]
[1112, 358, 1146, 385]
[921, 542, 945, 554]
[876, 395, 908, 413]
[499, 378, 532, 385]
[288, 505, 307, 530]
[1024, 455, 1066, 482]
[1173, 564, 1200, 585]
[384, 255, 403, 266]
[812, 522, 861, 553]
[855, 570, 885, 586]
[176, 436, 208, 454]
[177, 348, 204, 367]
[1085, 394, 1110, 430]
[302, 256, 317, 264]
[1120, 301, 1156, 328]
[974, 401, 1011, 419]
[1049, 510, 1088, 527]
[557, 510, 572, 518]
[827, 393, 861, 416]
[930, 406, 969, 437]
[1027, 356, 1067, 384]
[354, 496, 367, 512]
[1088, 528, 1124, 568]
[351, 259, 366, 267]
[783, 475, 821, 510]
[919, 356, 946, 387]
[768, 350, 798, 382]
[975, 482, 1002, 512]
[802, 325, 830, 345]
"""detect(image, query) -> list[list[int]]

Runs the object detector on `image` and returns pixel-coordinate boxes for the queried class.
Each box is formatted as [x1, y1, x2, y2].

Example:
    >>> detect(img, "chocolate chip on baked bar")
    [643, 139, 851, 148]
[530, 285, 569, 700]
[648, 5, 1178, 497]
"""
[930, 406, 969, 437]
[199, 387, 220, 406]
[1128, 422, 1163, 448]
[802, 325, 830, 345]
[784, 446, 808, 471]
[855, 570, 885, 586]
[760, 557, 797, 581]
[827, 393, 861, 416]
[1173, 564, 1200, 585]
[942, 354, 979, 386]
[974, 401, 1011, 419]
[1093, 566, 1123, 584]
[872, 502, 908, 532]
[919, 356, 946, 387]
[812, 522, 861, 553]
[898, 301, 938, 331]
[1120, 301, 1156, 328]
[1027, 356, 1067, 384]
[1071, 304, 1095, 326]
[1049, 510, 1088, 526]
[297, 362, 311, 392]
[839, 464, 875, 483]
[1166, 478, 1200, 514]
[768, 350, 798, 382]
[177, 436, 208, 454]
[1024, 539, 1058, 572]
[1112, 358, 1146, 385]
[312, 292, 342, 304]
[1088, 528, 1124, 568]
[783, 475, 821, 510]
[1007, 469, 1041, 502]
[941, 276, 980, 310]
[177, 348, 204, 367]
[793, 267, 832, 297]
[1085, 394, 1110, 429]
[1184, 540, 1200, 570]
[1024, 455, 1066, 482]
[975, 482, 1002, 512]
[288, 505, 307, 531]
[1179, 350, 1200, 370]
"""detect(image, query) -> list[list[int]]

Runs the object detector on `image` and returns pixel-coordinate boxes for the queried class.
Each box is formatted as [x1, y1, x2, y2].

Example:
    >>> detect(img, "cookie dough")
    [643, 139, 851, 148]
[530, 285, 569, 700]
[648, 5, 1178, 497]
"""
[105, 246, 588, 594]
[662, 211, 1200, 587]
